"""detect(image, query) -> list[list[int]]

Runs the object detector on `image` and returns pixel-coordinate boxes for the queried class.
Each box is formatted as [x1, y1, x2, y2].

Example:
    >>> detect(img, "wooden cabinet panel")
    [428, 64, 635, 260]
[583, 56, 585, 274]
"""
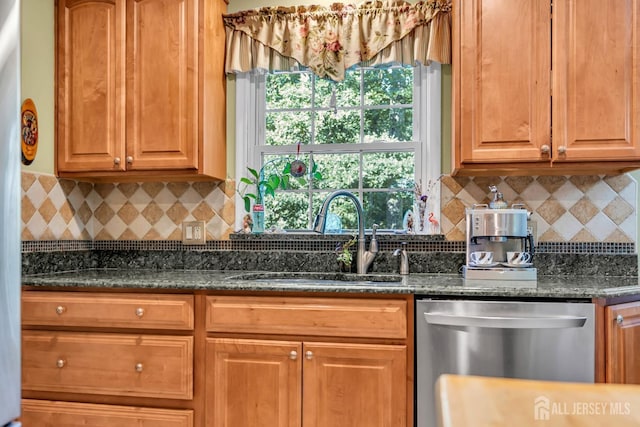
[454, 0, 550, 164]
[56, 0, 227, 180]
[206, 338, 302, 427]
[605, 301, 640, 384]
[22, 331, 193, 399]
[302, 342, 407, 427]
[22, 291, 194, 330]
[126, 0, 197, 170]
[21, 399, 194, 427]
[205, 296, 407, 339]
[56, 0, 126, 172]
[553, 0, 640, 162]
[453, 0, 640, 175]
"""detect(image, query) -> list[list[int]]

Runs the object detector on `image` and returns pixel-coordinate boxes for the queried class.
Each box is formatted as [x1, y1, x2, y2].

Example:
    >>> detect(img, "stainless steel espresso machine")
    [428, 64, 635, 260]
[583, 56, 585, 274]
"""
[463, 203, 537, 285]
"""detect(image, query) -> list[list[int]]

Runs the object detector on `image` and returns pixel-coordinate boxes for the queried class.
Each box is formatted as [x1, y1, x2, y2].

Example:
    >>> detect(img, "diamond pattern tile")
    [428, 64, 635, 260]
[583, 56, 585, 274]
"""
[20, 171, 636, 244]
[21, 172, 235, 241]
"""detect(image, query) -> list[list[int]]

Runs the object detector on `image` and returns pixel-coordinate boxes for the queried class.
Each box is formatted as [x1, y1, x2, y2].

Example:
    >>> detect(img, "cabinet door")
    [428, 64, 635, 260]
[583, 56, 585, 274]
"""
[56, 0, 126, 172]
[553, 0, 640, 162]
[126, 0, 198, 170]
[206, 338, 302, 427]
[454, 0, 551, 166]
[302, 342, 406, 427]
[605, 302, 640, 384]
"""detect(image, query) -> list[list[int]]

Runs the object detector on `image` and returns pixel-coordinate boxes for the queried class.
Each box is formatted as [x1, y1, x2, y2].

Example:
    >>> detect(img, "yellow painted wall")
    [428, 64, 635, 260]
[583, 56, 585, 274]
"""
[20, 0, 55, 174]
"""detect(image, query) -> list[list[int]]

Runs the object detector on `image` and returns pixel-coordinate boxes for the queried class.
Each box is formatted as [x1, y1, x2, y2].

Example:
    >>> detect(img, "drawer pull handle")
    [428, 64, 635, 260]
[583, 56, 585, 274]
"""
[56, 306, 66, 315]
[305, 351, 313, 360]
[540, 144, 550, 154]
[135, 363, 144, 372]
[289, 350, 297, 360]
[616, 315, 624, 325]
[56, 359, 65, 368]
[135, 307, 145, 318]
[558, 146, 567, 154]
[114, 157, 121, 166]
[126, 156, 134, 164]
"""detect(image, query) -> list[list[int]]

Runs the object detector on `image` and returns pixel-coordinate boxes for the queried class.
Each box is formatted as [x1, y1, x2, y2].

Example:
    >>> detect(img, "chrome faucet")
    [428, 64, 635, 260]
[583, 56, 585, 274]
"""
[313, 190, 378, 274]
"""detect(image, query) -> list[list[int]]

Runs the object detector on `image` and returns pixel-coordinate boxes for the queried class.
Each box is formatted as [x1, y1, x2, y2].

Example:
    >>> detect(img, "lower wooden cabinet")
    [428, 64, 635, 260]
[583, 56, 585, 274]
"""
[21, 399, 194, 427]
[605, 301, 640, 384]
[204, 295, 410, 426]
[206, 338, 406, 427]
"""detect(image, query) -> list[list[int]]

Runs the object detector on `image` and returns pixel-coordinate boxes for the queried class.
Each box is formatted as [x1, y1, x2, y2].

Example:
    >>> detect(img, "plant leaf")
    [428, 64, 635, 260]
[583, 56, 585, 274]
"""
[283, 162, 291, 174]
[240, 177, 253, 185]
[248, 167, 259, 180]
[313, 171, 323, 181]
[281, 174, 290, 189]
[265, 185, 276, 198]
[243, 196, 251, 213]
[268, 174, 280, 190]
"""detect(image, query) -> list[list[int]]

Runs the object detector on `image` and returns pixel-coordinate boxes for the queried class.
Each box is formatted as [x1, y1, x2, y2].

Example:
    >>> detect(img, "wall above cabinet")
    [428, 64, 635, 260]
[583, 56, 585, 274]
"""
[55, 0, 226, 182]
[451, 0, 640, 177]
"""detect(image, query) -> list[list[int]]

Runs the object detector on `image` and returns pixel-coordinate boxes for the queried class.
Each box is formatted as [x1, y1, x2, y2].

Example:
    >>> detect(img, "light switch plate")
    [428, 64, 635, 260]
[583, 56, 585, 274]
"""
[182, 221, 206, 245]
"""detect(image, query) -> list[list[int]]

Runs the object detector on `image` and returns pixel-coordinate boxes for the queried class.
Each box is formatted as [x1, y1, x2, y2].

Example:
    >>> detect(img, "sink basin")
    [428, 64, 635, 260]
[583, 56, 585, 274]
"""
[229, 271, 404, 286]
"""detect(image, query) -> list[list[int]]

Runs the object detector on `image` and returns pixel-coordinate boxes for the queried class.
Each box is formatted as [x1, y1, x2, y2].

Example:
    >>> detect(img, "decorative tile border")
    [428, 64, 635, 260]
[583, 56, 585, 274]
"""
[21, 239, 636, 255]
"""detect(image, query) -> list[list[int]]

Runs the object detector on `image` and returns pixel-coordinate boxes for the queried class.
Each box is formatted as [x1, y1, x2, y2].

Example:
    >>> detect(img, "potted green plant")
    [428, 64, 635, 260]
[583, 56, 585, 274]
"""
[237, 159, 322, 233]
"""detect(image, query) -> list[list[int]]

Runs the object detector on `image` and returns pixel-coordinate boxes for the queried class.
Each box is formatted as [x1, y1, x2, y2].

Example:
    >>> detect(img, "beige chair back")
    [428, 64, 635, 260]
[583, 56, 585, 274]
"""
[436, 374, 640, 427]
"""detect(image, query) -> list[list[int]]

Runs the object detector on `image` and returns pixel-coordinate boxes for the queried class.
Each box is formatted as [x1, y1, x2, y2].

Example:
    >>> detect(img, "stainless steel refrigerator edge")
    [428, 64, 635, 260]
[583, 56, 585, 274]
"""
[416, 299, 595, 427]
[0, 0, 22, 423]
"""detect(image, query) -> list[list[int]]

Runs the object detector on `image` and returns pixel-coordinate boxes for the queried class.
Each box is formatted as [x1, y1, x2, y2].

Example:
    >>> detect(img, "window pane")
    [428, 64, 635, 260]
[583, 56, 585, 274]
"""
[363, 191, 413, 230]
[315, 71, 360, 108]
[363, 108, 413, 142]
[313, 153, 360, 190]
[362, 152, 414, 189]
[266, 73, 311, 109]
[265, 192, 310, 230]
[364, 67, 413, 105]
[266, 111, 312, 146]
[314, 110, 360, 144]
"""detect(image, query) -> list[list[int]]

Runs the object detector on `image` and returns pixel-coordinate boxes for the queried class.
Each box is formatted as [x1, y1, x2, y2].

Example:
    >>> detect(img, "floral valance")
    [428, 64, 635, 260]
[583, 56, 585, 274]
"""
[223, 0, 451, 82]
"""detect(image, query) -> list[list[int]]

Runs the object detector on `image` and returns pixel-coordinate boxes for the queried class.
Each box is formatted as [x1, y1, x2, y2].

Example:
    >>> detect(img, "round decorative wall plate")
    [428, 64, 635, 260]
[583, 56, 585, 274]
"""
[21, 98, 38, 165]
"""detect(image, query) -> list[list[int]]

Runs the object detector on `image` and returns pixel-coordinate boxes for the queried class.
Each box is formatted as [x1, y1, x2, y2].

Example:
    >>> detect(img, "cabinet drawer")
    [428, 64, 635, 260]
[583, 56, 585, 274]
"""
[22, 399, 193, 427]
[206, 296, 407, 339]
[22, 331, 193, 400]
[22, 291, 194, 330]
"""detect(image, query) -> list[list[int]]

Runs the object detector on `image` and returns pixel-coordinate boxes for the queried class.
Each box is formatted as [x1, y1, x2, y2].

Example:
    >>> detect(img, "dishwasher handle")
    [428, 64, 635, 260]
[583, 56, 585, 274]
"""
[424, 312, 588, 329]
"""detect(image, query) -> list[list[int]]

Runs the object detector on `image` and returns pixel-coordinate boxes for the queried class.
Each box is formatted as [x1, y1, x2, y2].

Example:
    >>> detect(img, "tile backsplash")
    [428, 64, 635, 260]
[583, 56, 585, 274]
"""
[21, 171, 637, 244]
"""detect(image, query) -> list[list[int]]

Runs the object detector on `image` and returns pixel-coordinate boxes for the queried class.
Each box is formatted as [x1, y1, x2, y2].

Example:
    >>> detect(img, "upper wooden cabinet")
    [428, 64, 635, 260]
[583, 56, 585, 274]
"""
[56, 0, 226, 181]
[452, 0, 640, 176]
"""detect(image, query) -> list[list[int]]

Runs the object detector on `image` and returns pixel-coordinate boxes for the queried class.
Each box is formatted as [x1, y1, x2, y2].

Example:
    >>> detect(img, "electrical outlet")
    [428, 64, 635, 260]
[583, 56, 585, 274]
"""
[182, 221, 206, 245]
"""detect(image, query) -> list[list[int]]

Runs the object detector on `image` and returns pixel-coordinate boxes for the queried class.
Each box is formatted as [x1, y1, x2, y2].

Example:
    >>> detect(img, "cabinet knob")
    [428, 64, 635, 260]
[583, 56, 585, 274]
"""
[540, 144, 550, 154]
[289, 350, 298, 360]
[135, 363, 144, 372]
[135, 307, 145, 318]
[305, 350, 313, 360]
[56, 359, 66, 368]
[126, 156, 133, 164]
[616, 314, 624, 325]
[55, 305, 66, 315]
[114, 157, 121, 165]
[558, 146, 567, 154]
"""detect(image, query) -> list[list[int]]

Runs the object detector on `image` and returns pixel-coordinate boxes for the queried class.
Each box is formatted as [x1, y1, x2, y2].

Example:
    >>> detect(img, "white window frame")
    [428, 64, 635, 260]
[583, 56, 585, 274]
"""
[234, 63, 442, 231]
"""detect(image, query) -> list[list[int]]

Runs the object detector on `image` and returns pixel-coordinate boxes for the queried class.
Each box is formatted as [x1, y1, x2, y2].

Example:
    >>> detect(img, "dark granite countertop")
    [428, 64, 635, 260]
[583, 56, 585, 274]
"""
[21, 269, 640, 299]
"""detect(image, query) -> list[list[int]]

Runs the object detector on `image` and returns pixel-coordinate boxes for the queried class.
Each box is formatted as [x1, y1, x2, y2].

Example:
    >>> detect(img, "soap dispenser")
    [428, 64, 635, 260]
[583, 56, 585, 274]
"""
[489, 185, 508, 209]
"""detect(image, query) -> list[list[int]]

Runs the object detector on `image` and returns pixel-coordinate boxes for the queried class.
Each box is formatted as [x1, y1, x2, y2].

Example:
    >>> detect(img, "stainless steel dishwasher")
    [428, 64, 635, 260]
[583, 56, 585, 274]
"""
[416, 298, 595, 427]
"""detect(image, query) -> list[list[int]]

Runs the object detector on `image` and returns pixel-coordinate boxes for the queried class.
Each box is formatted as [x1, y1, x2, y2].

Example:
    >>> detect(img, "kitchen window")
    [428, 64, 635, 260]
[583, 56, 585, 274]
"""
[234, 62, 441, 232]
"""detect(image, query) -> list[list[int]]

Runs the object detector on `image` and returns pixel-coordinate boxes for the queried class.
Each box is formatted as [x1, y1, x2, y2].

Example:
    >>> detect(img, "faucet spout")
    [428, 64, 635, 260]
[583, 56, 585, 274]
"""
[314, 190, 377, 274]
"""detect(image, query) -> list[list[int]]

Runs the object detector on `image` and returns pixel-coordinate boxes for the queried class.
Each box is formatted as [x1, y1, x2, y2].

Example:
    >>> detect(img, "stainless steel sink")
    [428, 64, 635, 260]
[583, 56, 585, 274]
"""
[229, 271, 404, 286]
